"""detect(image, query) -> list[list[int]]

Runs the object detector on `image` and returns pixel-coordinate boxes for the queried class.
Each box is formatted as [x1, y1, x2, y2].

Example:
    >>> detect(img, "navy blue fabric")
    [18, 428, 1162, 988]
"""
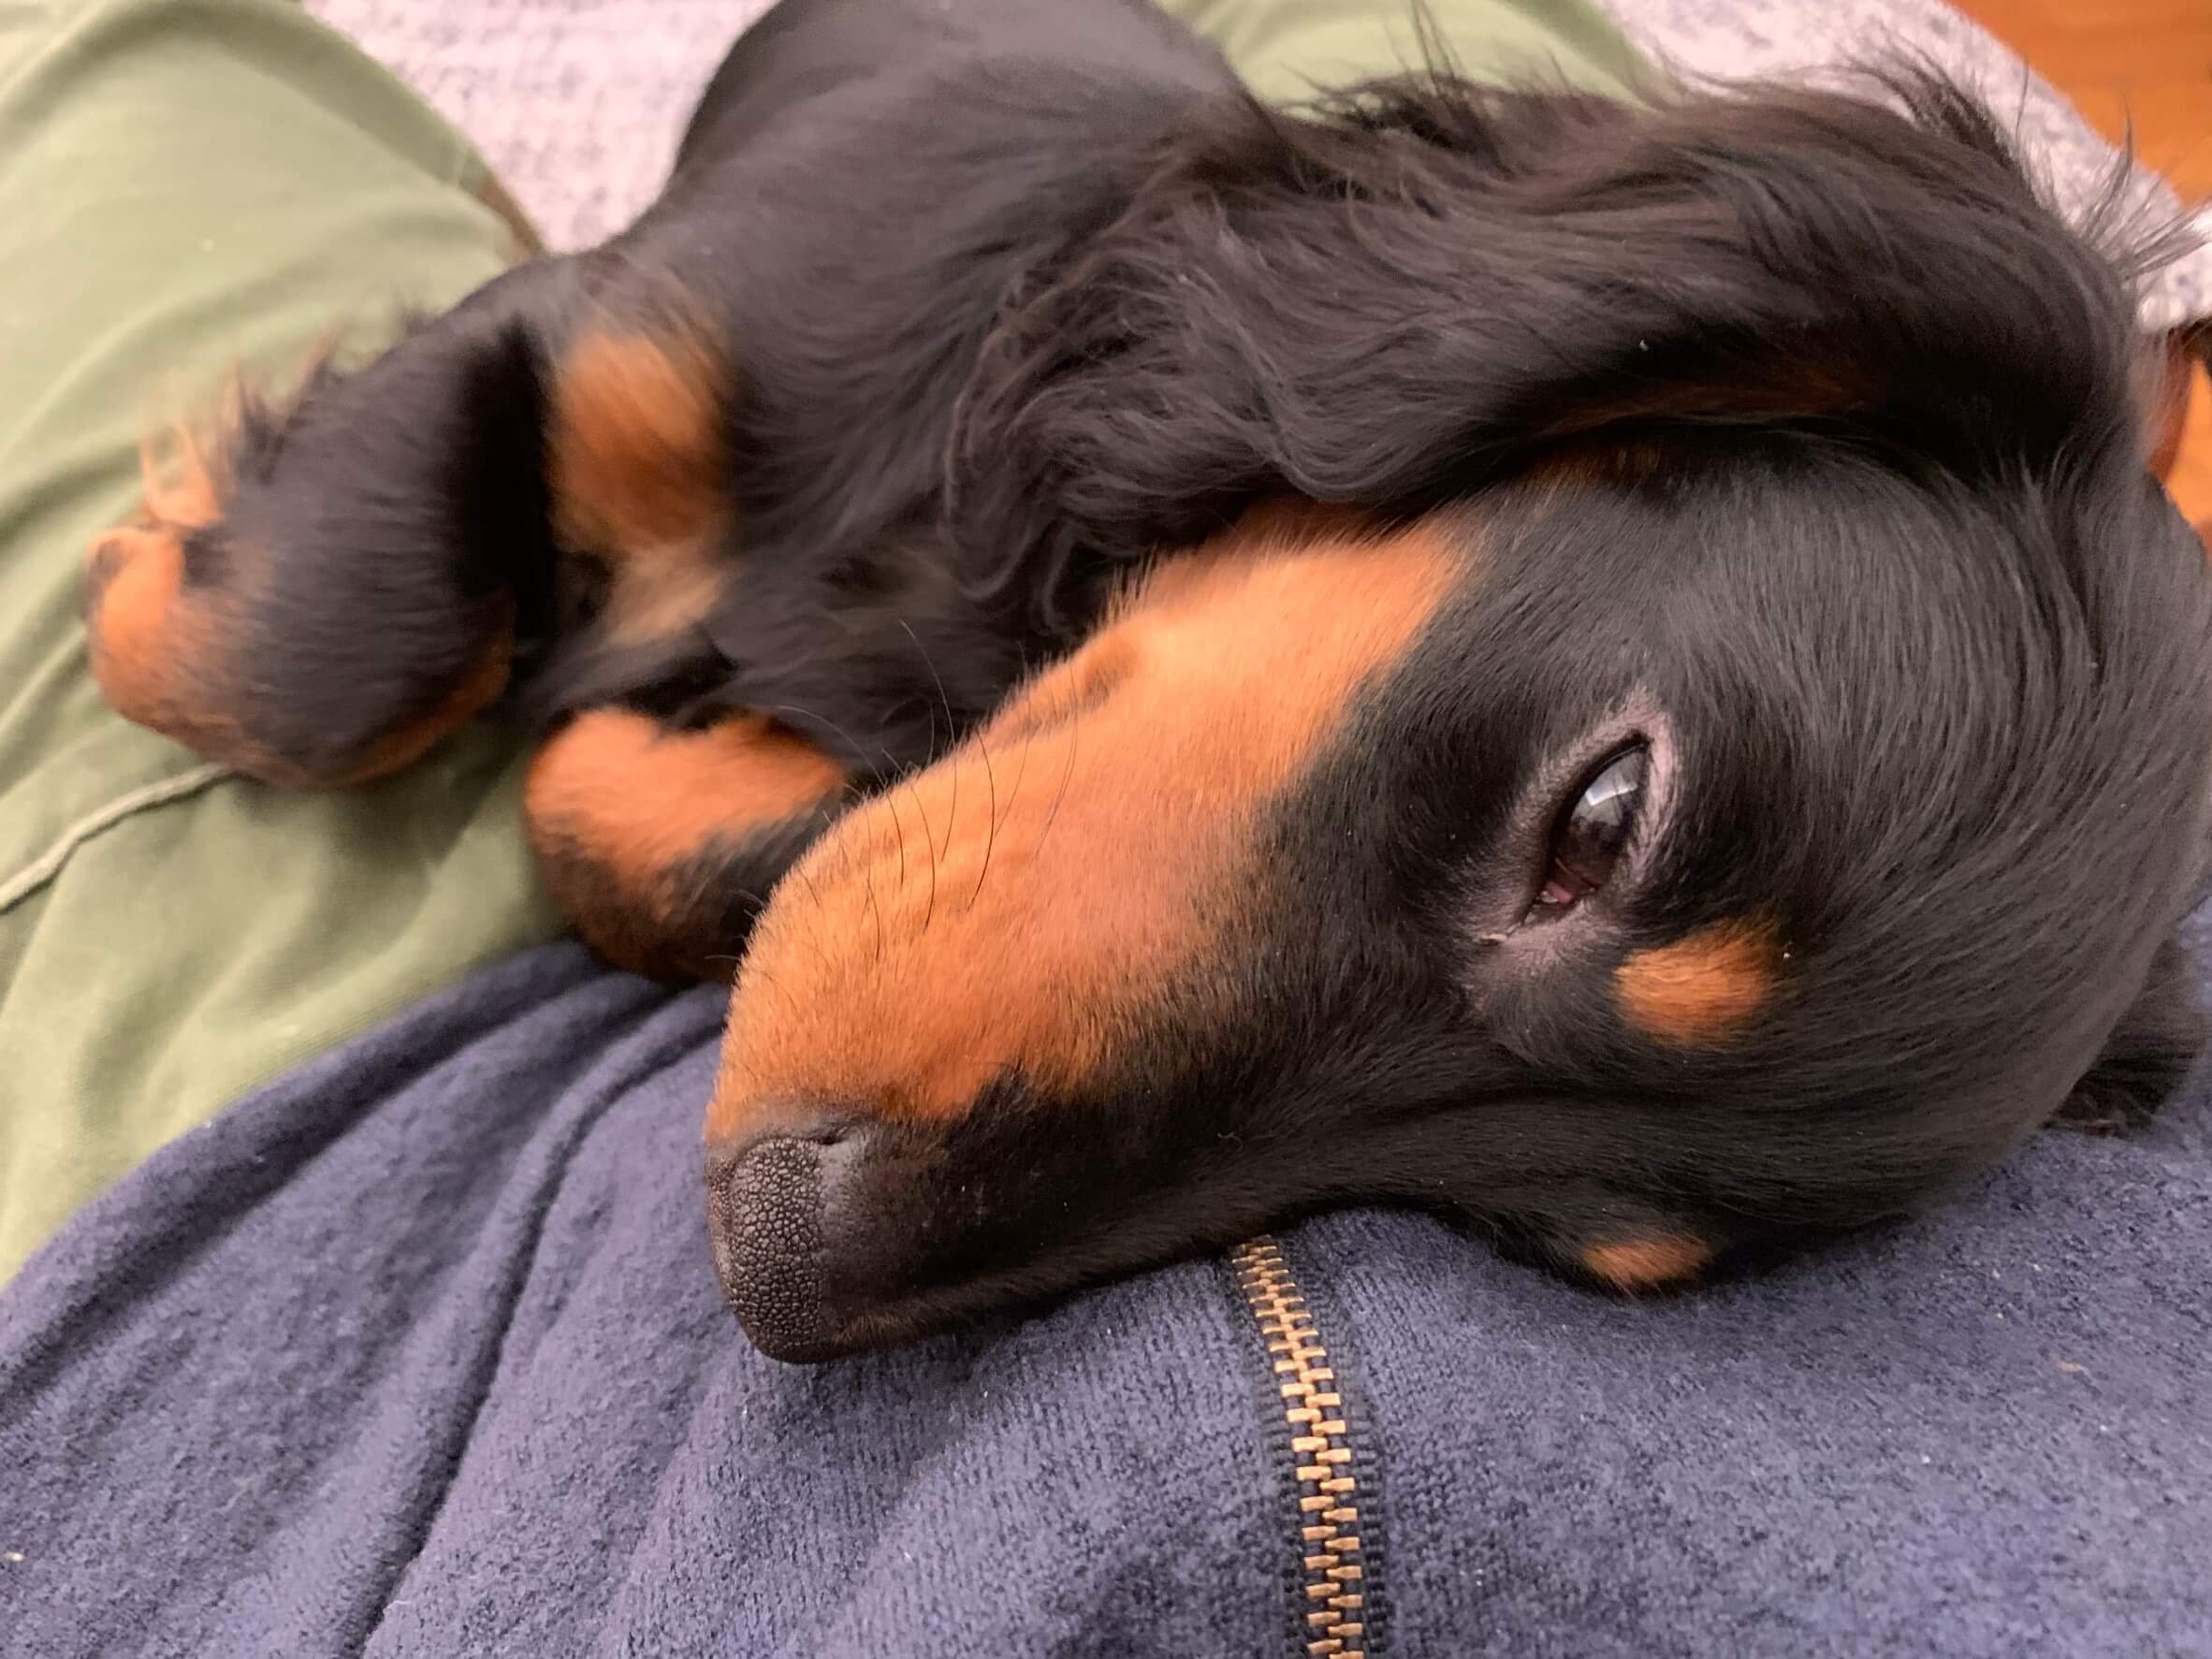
[4, 927, 2210, 1656]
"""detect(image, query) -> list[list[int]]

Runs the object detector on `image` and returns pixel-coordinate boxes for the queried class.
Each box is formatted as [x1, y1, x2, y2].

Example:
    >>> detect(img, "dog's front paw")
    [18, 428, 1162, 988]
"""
[83, 422, 512, 789]
[83, 463, 255, 773]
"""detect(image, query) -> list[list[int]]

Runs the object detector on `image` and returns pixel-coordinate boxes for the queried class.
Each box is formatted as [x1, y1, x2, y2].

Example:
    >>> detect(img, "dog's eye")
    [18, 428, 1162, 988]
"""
[1532, 745, 1647, 915]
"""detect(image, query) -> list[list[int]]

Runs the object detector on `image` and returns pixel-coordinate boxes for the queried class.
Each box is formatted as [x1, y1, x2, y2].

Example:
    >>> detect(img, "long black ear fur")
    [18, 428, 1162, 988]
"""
[948, 70, 2178, 619]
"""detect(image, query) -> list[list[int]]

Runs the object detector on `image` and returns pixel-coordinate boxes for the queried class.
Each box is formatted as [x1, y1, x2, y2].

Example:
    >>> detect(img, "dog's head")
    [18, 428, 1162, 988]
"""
[706, 74, 2212, 1360]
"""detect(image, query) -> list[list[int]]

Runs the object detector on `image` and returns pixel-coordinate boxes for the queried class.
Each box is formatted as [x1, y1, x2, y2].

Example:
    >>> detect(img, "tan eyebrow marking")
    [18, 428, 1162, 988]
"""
[1614, 920, 1781, 1045]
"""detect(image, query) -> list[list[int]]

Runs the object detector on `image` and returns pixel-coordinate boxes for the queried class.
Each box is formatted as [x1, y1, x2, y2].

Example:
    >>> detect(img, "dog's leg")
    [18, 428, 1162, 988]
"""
[524, 707, 851, 982]
[83, 261, 573, 788]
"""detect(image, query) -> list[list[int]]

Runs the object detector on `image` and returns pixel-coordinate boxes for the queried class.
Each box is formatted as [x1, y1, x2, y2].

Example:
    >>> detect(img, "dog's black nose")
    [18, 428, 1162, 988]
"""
[706, 1119, 866, 1362]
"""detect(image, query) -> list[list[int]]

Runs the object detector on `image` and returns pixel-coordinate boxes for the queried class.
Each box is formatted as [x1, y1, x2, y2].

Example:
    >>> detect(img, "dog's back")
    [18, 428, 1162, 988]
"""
[674, 0, 1234, 173]
[520, 0, 1248, 757]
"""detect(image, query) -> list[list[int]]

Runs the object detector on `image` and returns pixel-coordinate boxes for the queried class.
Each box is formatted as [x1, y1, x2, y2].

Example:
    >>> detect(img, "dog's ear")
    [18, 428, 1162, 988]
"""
[2050, 934, 2207, 1134]
[950, 72, 2162, 616]
[87, 262, 570, 785]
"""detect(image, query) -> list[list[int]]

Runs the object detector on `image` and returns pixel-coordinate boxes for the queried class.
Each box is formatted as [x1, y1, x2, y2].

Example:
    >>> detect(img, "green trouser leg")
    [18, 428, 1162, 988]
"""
[0, 0, 559, 1279]
[1160, 0, 1651, 104]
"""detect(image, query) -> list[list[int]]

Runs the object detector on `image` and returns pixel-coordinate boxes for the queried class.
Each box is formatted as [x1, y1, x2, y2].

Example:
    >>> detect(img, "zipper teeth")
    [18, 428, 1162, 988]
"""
[1230, 1237, 1370, 1659]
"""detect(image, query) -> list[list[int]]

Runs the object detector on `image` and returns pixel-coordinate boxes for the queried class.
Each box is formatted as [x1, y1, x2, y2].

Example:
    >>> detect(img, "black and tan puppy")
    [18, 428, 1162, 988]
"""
[84, 0, 2212, 1360]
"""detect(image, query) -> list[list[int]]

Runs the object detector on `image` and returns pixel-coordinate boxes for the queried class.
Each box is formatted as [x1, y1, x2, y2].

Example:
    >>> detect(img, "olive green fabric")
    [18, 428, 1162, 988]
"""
[0, 0, 560, 1278]
[1163, 0, 1651, 104]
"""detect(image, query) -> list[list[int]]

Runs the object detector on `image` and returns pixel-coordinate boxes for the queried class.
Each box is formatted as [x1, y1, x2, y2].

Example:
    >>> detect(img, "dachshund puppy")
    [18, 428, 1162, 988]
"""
[84, 0, 2212, 1360]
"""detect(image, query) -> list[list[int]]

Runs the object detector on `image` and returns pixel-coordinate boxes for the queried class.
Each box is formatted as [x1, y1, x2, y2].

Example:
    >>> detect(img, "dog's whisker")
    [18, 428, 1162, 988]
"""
[900, 620, 960, 863]
[778, 852, 842, 978]
[860, 827, 886, 967]
[970, 727, 1000, 911]
[997, 710, 1038, 851]
[904, 766, 940, 938]
[761, 697, 915, 959]
[878, 782, 911, 911]
[1032, 690, 1083, 869]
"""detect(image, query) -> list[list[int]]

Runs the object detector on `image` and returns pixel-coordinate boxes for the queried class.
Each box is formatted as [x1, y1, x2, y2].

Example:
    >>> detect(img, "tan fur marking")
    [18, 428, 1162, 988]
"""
[528, 709, 846, 880]
[548, 327, 733, 645]
[526, 709, 846, 975]
[1579, 1235, 1713, 1291]
[84, 524, 203, 728]
[709, 510, 1463, 1138]
[86, 424, 243, 727]
[1614, 921, 1781, 1045]
[81, 408, 259, 760]
[89, 406, 270, 762]
[86, 517, 505, 788]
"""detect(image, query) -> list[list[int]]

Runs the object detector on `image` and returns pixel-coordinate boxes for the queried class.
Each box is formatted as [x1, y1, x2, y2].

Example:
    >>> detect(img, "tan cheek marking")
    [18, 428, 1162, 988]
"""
[1614, 920, 1781, 1045]
[548, 326, 733, 646]
[709, 511, 1463, 1139]
[1579, 1235, 1713, 1291]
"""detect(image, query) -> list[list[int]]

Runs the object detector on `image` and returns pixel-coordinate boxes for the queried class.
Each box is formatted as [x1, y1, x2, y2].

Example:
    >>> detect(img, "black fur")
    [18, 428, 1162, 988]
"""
[95, 0, 2212, 1358]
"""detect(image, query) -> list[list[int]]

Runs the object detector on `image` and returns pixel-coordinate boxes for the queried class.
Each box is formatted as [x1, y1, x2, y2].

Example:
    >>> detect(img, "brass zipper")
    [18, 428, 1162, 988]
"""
[1230, 1236, 1372, 1659]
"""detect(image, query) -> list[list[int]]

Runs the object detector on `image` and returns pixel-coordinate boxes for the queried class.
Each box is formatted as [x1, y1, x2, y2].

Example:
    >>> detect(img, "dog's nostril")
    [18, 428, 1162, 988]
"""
[706, 1135, 825, 1360]
[705, 1115, 874, 1362]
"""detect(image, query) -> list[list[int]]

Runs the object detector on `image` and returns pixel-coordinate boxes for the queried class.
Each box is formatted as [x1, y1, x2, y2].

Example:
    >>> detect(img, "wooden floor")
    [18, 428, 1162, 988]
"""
[1953, 0, 2211, 528]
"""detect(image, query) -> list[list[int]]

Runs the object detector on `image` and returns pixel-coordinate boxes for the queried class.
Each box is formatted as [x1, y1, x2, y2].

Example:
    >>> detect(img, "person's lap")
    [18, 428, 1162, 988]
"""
[0, 0, 562, 1276]
[1166, 0, 1644, 102]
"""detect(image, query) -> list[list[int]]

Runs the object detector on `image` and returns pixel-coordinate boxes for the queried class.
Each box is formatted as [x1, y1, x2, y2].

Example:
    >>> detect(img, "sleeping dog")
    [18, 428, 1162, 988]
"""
[84, 0, 2212, 1360]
